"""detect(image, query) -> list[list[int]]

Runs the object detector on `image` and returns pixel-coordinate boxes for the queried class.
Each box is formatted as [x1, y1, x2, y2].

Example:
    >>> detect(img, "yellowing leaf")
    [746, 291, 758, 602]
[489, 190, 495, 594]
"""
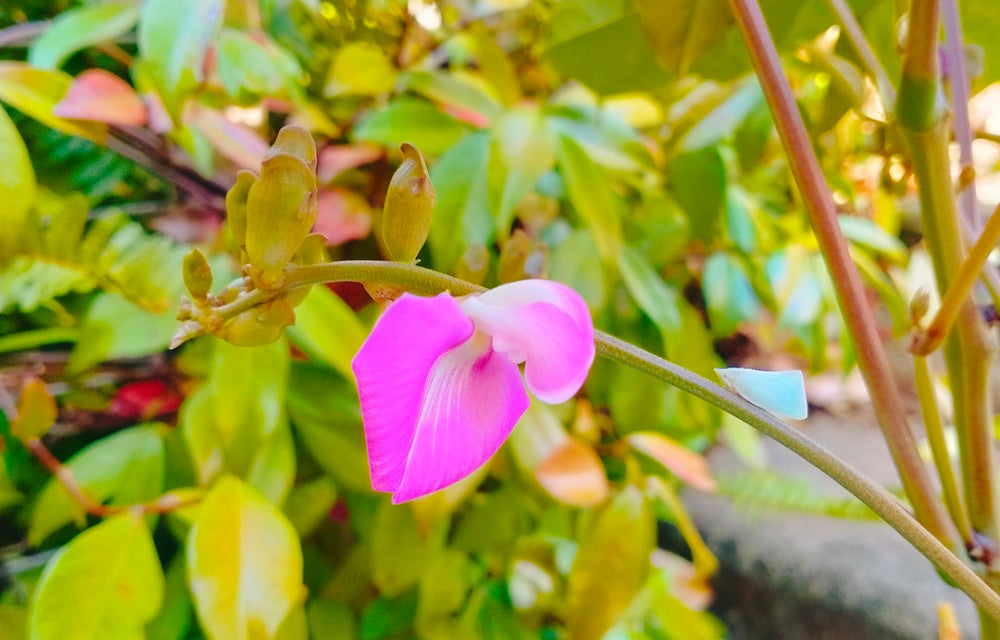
[626, 432, 716, 492]
[54, 69, 147, 126]
[566, 486, 654, 640]
[11, 378, 56, 442]
[534, 438, 609, 507]
[0, 102, 35, 254]
[29, 513, 165, 640]
[325, 42, 397, 97]
[286, 286, 367, 380]
[187, 476, 305, 640]
[0, 63, 106, 142]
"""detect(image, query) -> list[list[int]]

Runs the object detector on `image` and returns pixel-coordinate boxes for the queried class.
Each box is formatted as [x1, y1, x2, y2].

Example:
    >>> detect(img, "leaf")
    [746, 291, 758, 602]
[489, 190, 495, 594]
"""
[29, 513, 165, 640]
[0, 102, 35, 254]
[636, 0, 732, 75]
[28, 3, 140, 70]
[617, 247, 682, 336]
[138, 0, 224, 110]
[283, 476, 338, 537]
[352, 98, 470, 156]
[29, 424, 164, 545]
[493, 108, 555, 232]
[534, 438, 609, 506]
[428, 132, 494, 271]
[669, 146, 726, 243]
[147, 555, 194, 640]
[548, 229, 607, 312]
[216, 28, 303, 101]
[371, 501, 445, 596]
[11, 378, 56, 442]
[566, 486, 654, 640]
[187, 476, 305, 640]
[417, 550, 471, 623]
[325, 42, 397, 97]
[715, 367, 808, 420]
[53, 69, 147, 126]
[286, 286, 367, 380]
[702, 251, 761, 336]
[68, 293, 178, 373]
[0, 63, 105, 142]
[401, 70, 503, 123]
[626, 432, 716, 491]
[556, 136, 623, 261]
[837, 214, 907, 264]
[306, 600, 357, 640]
[544, 2, 671, 95]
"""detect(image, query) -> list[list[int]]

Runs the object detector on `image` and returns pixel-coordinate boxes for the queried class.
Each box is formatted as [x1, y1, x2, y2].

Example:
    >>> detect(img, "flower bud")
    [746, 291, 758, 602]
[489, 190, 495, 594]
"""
[381, 143, 435, 263]
[499, 229, 547, 283]
[217, 297, 296, 346]
[226, 170, 257, 249]
[182, 247, 213, 300]
[455, 244, 489, 285]
[910, 287, 931, 324]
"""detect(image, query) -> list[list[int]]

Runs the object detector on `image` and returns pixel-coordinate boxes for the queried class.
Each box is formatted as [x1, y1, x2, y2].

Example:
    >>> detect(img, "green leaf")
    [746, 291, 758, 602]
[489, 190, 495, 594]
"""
[0, 63, 105, 141]
[960, 0, 1000, 85]
[0, 104, 35, 255]
[187, 476, 305, 640]
[29, 424, 165, 546]
[636, 0, 732, 75]
[216, 28, 303, 101]
[30, 513, 165, 640]
[556, 136, 623, 261]
[428, 132, 494, 272]
[401, 70, 503, 121]
[67, 293, 178, 373]
[493, 109, 555, 232]
[0, 605, 27, 640]
[566, 486, 654, 640]
[837, 214, 907, 264]
[28, 3, 140, 70]
[306, 600, 357, 640]
[544, 2, 671, 95]
[286, 285, 367, 380]
[618, 247, 682, 337]
[147, 554, 194, 640]
[325, 42, 398, 97]
[669, 146, 726, 243]
[371, 502, 445, 596]
[283, 476, 338, 537]
[352, 98, 470, 156]
[549, 229, 607, 312]
[417, 550, 471, 621]
[138, 0, 224, 110]
[702, 251, 761, 336]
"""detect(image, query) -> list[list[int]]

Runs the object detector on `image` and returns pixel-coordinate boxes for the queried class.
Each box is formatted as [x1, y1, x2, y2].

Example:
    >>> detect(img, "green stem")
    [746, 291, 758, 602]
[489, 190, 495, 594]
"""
[914, 355, 972, 541]
[727, 0, 959, 548]
[172, 259, 1000, 616]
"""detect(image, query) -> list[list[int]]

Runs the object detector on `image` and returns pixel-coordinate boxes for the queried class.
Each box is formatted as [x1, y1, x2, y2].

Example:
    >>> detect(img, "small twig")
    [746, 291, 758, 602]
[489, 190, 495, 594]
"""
[942, 0, 979, 231]
[913, 200, 1000, 354]
[0, 20, 50, 49]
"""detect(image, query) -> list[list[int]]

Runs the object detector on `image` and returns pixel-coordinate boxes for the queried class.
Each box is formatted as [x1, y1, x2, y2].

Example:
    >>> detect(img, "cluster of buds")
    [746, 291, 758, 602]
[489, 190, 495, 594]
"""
[175, 126, 326, 347]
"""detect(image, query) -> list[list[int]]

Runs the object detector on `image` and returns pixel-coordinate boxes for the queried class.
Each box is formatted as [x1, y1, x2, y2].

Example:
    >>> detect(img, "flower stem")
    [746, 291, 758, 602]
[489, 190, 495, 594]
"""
[727, 0, 959, 548]
[175, 258, 1000, 617]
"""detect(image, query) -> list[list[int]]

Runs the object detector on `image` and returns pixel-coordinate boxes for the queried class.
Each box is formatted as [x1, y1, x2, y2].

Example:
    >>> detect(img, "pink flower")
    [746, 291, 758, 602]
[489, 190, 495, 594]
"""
[351, 279, 595, 503]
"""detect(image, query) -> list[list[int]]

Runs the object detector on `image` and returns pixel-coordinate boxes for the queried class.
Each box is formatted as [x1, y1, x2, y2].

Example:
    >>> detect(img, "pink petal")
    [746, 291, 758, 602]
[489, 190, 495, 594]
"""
[53, 69, 147, 126]
[351, 293, 473, 493]
[392, 335, 529, 503]
[461, 280, 595, 404]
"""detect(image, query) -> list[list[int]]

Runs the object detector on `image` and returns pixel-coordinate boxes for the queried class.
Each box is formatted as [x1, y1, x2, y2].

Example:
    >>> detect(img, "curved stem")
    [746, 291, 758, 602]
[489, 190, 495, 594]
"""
[173, 259, 1000, 617]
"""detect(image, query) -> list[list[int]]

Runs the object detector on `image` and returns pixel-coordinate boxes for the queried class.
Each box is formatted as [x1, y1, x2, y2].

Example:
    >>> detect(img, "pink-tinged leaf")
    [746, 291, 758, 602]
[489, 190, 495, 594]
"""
[535, 438, 609, 506]
[626, 432, 716, 492]
[313, 188, 372, 245]
[186, 105, 268, 170]
[53, 69, 147, 126]
[442, 104, 491, 128]
[142, 91, 173, 134]
[317, 143, 382, 183]
[107, 380, 181, 420]
[462, 279, 594, 404]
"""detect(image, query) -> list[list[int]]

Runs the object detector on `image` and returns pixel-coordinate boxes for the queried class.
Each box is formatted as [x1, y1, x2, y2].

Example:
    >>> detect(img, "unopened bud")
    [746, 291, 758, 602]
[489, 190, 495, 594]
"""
[910, 288, 931, 324]
[499, 229, 547, 283]
[455, 244, 489, 285]
[246, 127, 318, 286]
[226, 170, 256, 249]
[382, 143, 434, 262]
[12, 378, 57, 441]
[217, 298, 295, 346]
[182, 248, 213, 300]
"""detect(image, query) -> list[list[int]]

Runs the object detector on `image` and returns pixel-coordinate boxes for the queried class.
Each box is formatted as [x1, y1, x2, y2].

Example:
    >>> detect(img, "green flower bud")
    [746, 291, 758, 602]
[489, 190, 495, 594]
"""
[182, 247, 213, 300]
[266, 125, 317, 169]
[499, 229, 547, 283]
[381, 143, 435, 263]
[226, 170, 257, 249]
[910, 287, 931, 324]
[218, 297, 295, 346]
[455, 244, 489, 285]
[246, 136, 318, 286]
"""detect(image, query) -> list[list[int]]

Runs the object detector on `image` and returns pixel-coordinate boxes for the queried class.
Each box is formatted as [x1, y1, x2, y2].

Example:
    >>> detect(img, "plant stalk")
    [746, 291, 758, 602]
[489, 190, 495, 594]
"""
[728, 0, 959, 547]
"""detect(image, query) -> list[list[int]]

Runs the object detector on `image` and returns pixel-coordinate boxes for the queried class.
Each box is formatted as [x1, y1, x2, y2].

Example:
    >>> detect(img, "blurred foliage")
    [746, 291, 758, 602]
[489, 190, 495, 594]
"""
[0, 0, 998, 638]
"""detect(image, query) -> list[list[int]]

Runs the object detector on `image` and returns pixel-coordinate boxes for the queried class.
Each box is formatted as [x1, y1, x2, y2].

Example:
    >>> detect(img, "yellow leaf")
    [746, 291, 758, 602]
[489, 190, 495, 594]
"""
[534, 438, 609, 506]
[626, 431, 716, 492]
[12, 378, 56, 441]
[187, 477, 305, 640]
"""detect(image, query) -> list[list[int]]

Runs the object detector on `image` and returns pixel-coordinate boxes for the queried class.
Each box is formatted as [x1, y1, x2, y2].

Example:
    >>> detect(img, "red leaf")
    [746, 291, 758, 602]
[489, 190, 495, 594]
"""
[108, 380, 181, 420]
[317, 143, 382, 183]
[313, 187, 373, 245]
[53, 69, 147, 126]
